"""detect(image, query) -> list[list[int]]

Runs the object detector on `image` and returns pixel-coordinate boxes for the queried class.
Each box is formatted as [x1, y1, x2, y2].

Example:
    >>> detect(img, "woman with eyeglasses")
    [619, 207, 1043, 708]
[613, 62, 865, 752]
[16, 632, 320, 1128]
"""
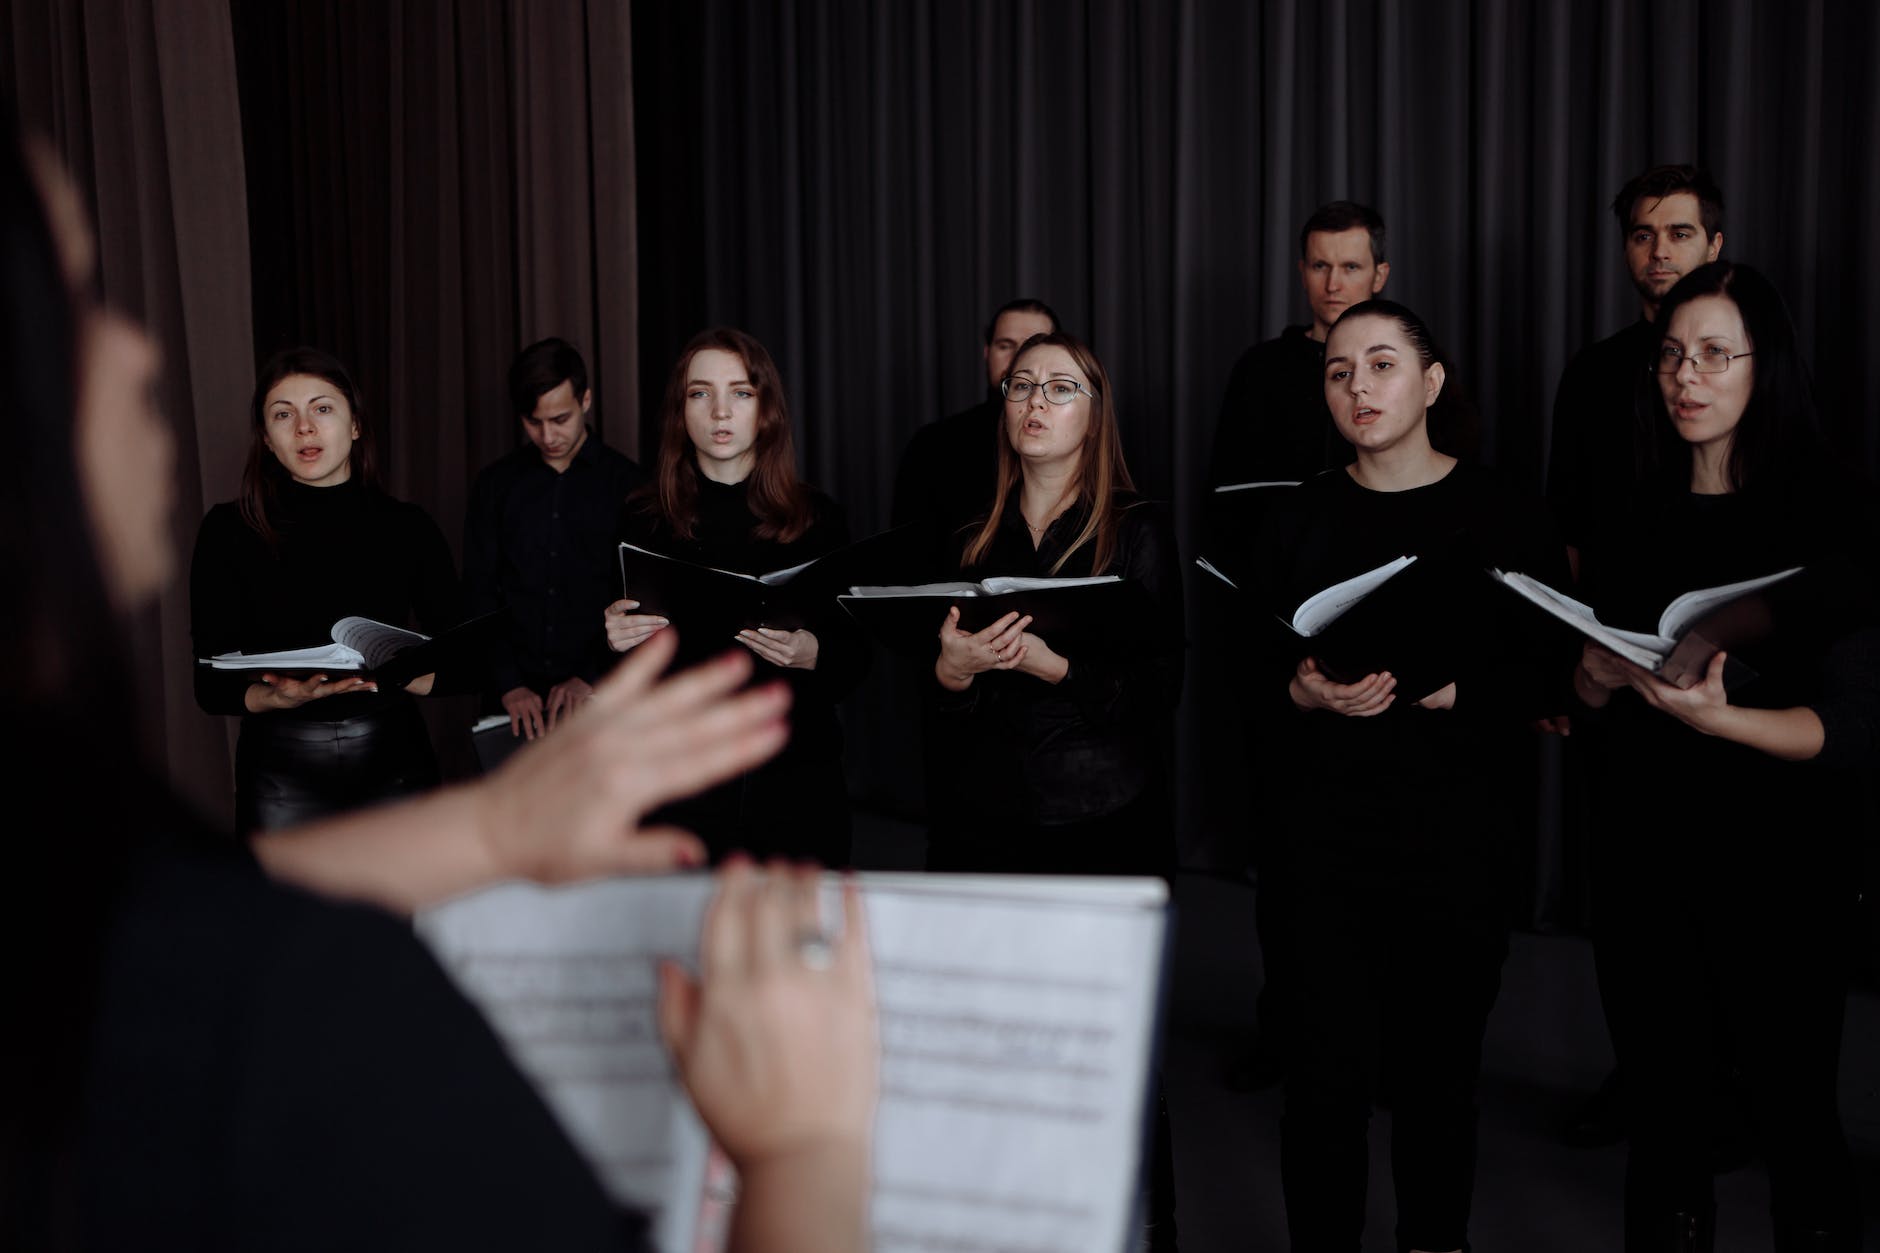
[1247, 300, 1570, 1253]
[924, 330, 1184, 1251]
[605, 327, 864, 867]
[926, 331, 1183, 876]
[1572, 261, 1879, 1251]
[189, 347, 462, 835]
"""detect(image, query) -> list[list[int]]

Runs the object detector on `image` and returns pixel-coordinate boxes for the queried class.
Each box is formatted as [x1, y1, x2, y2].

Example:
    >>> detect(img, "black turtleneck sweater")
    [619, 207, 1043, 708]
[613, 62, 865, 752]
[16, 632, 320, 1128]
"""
[1249, 463, 1572, 836]
[617, 474, 864, 862]
[190, 478, 462, 721]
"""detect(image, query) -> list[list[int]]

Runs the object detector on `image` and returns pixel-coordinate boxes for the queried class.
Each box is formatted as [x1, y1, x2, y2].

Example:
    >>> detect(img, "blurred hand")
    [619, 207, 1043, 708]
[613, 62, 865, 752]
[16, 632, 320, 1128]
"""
[474, 630, 790, 882]
[658, 860, 877, 1170]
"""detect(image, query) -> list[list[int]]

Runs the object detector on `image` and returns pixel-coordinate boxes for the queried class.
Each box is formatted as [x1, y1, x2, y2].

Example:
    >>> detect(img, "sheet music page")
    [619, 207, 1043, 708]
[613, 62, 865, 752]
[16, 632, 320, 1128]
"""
[330, 615, 430, 671]
[415, 872, 1168, 1253]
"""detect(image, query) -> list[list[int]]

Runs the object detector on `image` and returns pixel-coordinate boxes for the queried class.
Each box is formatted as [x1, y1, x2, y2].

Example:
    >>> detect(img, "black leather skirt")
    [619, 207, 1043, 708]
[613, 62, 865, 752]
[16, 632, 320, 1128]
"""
[235, 700, 439, 835]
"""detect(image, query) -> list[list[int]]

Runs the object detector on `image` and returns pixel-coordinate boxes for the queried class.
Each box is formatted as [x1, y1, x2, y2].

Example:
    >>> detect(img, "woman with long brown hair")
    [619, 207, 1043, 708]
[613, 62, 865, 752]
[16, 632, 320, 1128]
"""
[927, 331, 1185, 1253]
[606, 327, 863, 865]
[190, 347, 462, 834]
[928, 330, 1185, 874]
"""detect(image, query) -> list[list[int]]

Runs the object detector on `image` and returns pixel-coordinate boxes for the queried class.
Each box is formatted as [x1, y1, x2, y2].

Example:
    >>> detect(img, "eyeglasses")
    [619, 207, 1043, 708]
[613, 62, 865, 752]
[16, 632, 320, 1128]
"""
[1001, 376, 1097, 405]
[1653, 346, 1754, 375]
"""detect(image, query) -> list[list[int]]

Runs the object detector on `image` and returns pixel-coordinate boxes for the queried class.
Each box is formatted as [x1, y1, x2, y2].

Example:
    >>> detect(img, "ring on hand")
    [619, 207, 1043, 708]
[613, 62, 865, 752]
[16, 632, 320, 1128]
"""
[794, 928, 834, 971]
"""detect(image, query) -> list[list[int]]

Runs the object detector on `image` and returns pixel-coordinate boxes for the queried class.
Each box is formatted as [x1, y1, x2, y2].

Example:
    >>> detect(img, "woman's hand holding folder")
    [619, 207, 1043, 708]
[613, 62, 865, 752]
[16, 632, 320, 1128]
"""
[934, 607, 1032, 691]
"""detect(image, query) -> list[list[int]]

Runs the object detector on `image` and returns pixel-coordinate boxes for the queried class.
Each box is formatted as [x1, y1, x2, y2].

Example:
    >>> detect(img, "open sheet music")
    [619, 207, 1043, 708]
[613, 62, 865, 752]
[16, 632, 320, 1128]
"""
[415, 872, 1170, 1253]
[1490, 566, 1802, 688]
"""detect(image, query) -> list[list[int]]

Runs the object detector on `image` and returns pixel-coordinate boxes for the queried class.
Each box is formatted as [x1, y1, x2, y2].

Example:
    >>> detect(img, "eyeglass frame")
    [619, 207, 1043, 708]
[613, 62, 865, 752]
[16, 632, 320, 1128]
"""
[1651, 345, 1755, 375]
[1000, 375, 1099, 405]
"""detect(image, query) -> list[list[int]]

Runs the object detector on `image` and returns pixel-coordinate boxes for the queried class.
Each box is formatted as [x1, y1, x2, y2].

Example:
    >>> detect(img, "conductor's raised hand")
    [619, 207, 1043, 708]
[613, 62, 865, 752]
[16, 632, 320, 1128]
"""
[657, 860, 877, 1170]
[246, 671, 377, 712]
[737, 626, 820, 671]
[935, 607, 1032, 691]
[474, 629, 791, 883]
[604, 598, 670, 652]
[1288, 656, 1396, 717]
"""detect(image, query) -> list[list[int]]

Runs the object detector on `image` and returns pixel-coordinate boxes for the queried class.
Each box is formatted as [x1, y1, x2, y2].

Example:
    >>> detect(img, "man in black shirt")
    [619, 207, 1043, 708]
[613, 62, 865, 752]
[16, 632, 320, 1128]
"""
[891, 297, 1058, 556]
[1206, 200, 1390, 490]
[1549, 165, 1724, 573]
[464, 338, 643, 740]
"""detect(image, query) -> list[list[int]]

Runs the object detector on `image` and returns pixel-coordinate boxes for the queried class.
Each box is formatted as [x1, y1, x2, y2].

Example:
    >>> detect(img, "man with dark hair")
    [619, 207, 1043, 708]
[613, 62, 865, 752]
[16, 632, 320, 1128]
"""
[464, 337, 643, 742]
[1206, 199, 1390, 488]
[891, 297, 1058, 550]
[1549, 164, 1724, 570]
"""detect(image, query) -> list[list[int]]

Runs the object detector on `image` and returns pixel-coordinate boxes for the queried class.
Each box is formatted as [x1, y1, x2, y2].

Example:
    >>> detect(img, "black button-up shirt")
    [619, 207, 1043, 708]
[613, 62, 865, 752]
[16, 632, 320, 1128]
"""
[463, 430, 643, 699]
[933, 494, 1186, 825]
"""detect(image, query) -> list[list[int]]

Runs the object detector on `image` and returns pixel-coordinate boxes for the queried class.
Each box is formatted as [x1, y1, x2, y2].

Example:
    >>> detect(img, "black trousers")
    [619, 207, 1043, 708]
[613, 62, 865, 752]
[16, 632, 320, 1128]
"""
[926, 782, 1175, 879]
[235, 701, 439, 835]
[1598, 826, 1860, 1246]
[1280, 809, 1507, 1253]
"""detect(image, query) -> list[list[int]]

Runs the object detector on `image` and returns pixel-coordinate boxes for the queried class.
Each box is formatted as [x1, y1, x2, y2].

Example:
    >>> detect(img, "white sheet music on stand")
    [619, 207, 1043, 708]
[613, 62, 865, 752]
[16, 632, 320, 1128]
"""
[415, 872, 1169, 1253]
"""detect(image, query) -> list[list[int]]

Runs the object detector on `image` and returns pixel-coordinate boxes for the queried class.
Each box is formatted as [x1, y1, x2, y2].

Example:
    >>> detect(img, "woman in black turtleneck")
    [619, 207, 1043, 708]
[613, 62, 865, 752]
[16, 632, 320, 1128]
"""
[604, 327, 862, 865]
[191, 348, 460, 835]
[1250, 301, 1569, 1253]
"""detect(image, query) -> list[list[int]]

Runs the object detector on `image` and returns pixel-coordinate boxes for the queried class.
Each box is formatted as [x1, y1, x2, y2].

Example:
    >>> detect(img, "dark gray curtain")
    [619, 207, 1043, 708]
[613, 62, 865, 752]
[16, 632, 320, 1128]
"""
[229, 0, 641, 779]
[633, 0, 1880, 911]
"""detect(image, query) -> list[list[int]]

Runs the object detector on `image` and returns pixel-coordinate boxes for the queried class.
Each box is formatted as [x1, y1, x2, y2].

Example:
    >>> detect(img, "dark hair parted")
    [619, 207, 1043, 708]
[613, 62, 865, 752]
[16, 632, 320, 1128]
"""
[1329, 299, 1480, 460]
[238, 347, 378, 547]
[508, 336, 589, 415]
[1639, 261, 1823, 495]
[983, 297, 1060, 345]
[1611, 164, 1725, 240]
[962, 332, 1137, 577]
[1299, 200, 1387, 265]
[644, 327, 813, 544]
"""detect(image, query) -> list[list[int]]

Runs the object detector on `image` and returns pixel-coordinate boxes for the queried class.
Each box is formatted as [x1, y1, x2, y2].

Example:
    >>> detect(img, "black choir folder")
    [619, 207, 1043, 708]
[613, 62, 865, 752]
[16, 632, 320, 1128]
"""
[618, 529, 911, 636]
[1490, 566, 1802, 689]
[839, 575, 1148, 657]
[198, 611, 501, 689]
[1198, 552, 1464, 701]
[416, 873, 1171, 1253]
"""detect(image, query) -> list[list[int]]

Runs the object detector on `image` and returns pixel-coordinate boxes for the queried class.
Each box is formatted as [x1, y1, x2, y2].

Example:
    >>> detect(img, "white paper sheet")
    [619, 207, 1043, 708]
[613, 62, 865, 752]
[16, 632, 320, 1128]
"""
[415, 873, 1169, 1253]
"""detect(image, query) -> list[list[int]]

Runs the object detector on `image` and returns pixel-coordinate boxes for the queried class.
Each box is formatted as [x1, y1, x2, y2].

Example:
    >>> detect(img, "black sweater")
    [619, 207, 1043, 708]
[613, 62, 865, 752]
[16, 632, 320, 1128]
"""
[1580, 474, 1880, 845]
[190, 479, 462, 721]
[1250, 463, 1573, 807]
[932, 494, 1186, 825]
[618, 475, 865, 861]
[74, 794, 640, 1250]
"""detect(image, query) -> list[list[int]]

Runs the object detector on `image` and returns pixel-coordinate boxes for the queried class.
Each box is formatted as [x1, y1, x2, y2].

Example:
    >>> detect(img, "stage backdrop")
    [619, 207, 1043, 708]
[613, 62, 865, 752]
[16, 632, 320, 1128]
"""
[634, 0, 1880, 920]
